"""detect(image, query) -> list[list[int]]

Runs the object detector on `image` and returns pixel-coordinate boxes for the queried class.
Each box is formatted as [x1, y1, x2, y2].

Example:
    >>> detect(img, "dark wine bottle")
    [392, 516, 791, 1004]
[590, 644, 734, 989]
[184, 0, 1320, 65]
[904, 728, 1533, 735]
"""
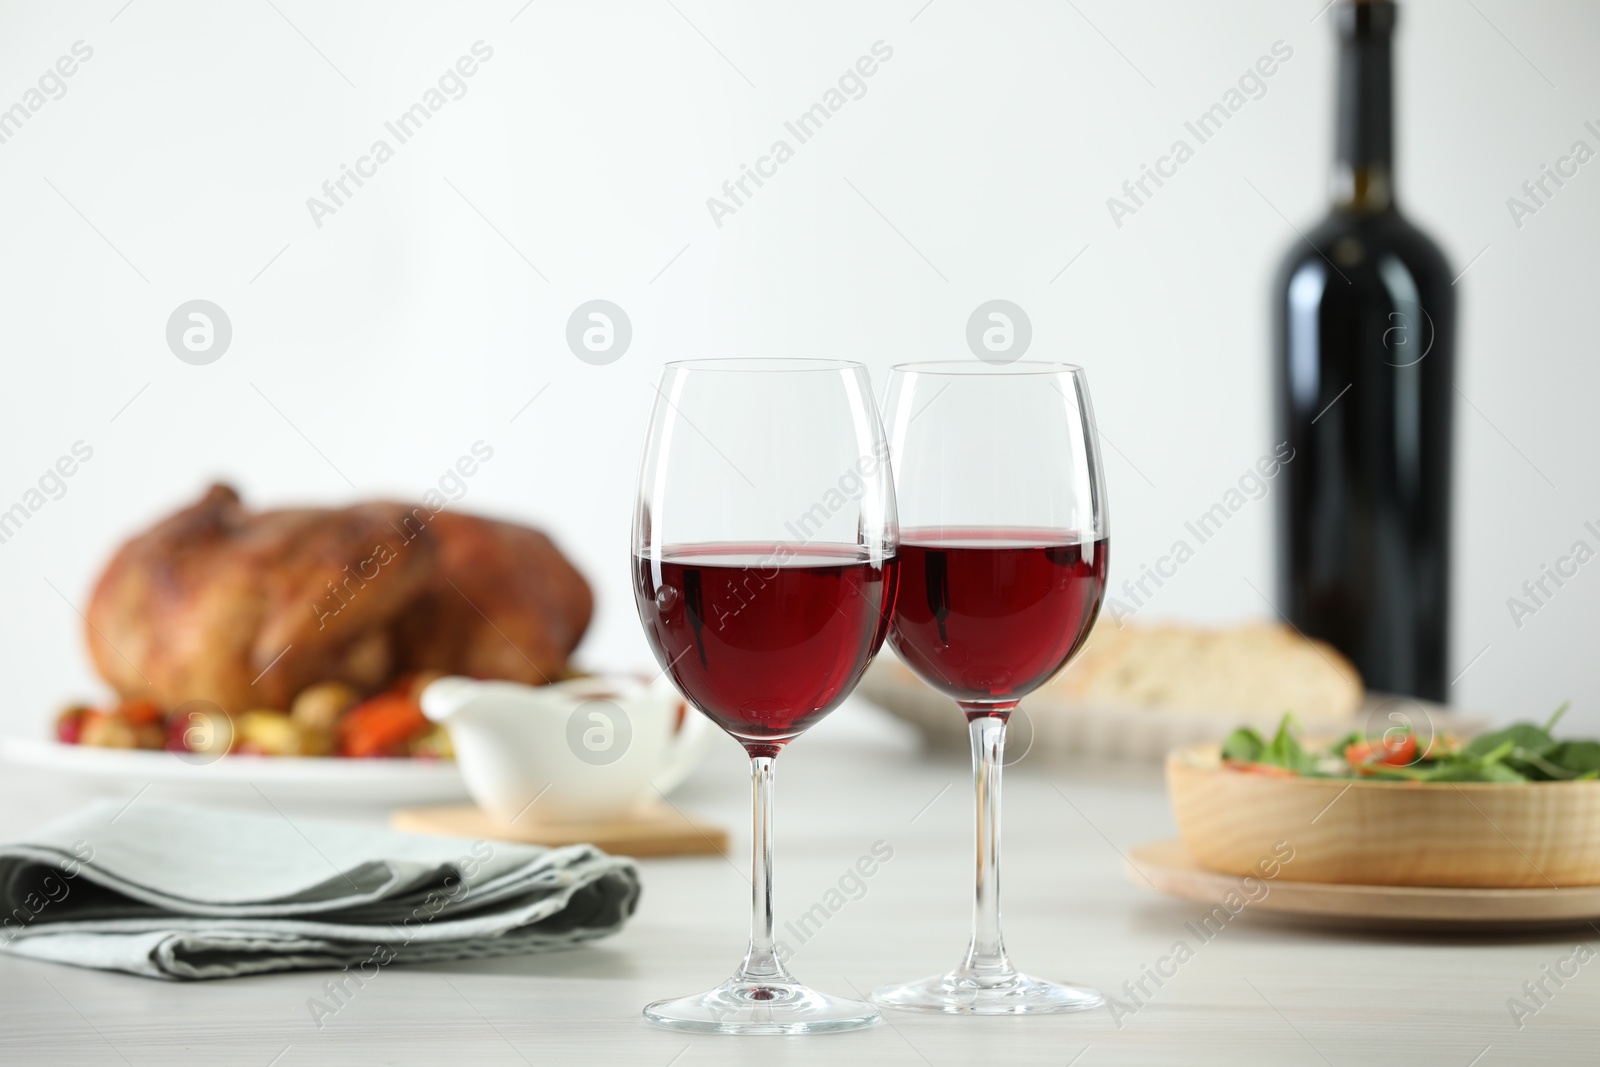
[1273, 0, 1454, 701]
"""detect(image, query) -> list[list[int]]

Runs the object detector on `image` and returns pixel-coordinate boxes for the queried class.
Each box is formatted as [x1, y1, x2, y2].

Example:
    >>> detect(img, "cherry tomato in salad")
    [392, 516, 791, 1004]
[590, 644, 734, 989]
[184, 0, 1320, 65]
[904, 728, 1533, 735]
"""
[1345, 731, 1418, 770]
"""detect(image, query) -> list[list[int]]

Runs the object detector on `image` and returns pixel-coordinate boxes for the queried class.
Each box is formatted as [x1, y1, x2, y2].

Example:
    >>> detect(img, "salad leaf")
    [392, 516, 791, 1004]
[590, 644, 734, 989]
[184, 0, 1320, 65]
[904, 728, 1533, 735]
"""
[1461, 722, 1555, 761]
[1221, 726, 1265, 764]
[1548, 740, 1600, 776]
[1428, 760, 1528, 783]
[1260, 715, 1320, 775]
[1506, 746, 1584, 781]
[1545, 702, 1571, 734]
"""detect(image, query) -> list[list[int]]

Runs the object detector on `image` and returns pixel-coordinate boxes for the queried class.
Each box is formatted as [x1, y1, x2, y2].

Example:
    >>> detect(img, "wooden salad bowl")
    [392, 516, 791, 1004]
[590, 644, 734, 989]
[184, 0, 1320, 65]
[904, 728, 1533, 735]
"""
[1167, 742, 1600, 888]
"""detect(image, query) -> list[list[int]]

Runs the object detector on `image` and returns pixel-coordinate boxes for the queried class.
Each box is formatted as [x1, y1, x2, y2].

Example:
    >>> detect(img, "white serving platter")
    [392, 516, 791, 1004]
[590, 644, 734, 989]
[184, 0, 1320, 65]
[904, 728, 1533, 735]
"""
[0, 736, 470, 806]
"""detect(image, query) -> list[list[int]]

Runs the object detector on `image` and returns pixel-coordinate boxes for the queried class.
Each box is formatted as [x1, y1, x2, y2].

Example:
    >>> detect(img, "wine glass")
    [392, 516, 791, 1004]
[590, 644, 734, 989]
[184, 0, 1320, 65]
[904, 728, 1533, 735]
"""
[872, 361, 1109, 1015]
[632, 358, 898, 1035]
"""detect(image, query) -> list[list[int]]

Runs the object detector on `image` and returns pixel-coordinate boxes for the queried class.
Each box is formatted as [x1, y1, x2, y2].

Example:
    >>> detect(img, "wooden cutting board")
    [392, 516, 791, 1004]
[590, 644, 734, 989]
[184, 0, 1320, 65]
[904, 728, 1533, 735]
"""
[1129, 838, 1600, 931]
[391, 802, 729, 859]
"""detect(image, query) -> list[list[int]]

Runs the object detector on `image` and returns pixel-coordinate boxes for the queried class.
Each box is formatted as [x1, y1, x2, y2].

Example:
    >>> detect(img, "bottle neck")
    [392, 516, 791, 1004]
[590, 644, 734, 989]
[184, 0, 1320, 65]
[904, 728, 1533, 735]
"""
[1331, 1, 1396, 215]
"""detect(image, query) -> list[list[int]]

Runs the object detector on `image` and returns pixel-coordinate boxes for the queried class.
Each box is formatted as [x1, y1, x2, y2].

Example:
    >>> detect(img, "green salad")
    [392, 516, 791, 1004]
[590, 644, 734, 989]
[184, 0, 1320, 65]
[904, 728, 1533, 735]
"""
[1221, 704, 1600, 783]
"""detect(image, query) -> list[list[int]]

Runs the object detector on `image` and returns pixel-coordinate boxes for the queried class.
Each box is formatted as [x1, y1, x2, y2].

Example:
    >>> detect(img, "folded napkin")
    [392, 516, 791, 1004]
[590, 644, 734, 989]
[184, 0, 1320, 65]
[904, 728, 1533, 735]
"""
[0, 799, 640, 980]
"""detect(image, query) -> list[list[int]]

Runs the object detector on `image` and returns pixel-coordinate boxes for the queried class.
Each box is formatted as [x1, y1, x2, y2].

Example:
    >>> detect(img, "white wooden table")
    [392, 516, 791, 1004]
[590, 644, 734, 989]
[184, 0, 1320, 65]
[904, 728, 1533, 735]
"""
[1, 699, 1594, 1066]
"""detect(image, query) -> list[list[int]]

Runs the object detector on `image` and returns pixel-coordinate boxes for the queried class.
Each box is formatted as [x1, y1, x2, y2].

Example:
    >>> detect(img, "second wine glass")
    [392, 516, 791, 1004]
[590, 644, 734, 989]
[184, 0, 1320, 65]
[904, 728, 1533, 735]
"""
[873, 361, 1110, 1015]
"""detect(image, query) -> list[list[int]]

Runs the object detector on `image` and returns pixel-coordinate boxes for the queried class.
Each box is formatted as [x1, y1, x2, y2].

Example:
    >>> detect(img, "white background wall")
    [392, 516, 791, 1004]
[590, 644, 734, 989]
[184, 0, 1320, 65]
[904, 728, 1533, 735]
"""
[0, 0, 1595, 736]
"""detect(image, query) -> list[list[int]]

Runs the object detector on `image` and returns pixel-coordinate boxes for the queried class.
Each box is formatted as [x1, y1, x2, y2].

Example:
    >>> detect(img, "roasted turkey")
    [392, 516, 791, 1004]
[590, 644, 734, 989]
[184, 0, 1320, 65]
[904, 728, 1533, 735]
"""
[85, 484, 591, 713]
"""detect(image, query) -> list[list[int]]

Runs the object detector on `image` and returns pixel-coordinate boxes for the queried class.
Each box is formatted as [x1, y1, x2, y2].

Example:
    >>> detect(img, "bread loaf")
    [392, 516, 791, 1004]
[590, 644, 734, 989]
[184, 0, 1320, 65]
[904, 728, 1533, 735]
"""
[1048, 619, 1362, 727]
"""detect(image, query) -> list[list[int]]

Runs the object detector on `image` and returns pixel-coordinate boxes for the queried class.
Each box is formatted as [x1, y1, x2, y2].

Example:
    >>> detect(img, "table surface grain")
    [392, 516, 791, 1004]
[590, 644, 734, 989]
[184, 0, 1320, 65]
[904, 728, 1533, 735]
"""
[1, 698, 1596, 1066]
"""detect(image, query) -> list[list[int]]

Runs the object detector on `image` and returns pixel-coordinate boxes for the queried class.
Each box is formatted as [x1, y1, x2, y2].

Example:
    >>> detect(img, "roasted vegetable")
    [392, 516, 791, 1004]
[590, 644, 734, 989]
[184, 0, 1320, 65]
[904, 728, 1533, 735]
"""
[58, 678, 450, 760]
[290, 681, 362, 733]
[235, 710, 306, 757]
[337, 692, 430, 758]
[68, 700, 167, 750]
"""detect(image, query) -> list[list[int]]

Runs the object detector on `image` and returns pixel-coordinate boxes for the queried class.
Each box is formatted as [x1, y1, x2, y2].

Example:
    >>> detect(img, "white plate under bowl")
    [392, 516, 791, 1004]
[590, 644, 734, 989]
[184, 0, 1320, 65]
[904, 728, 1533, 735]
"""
[0, 737, 469, 806]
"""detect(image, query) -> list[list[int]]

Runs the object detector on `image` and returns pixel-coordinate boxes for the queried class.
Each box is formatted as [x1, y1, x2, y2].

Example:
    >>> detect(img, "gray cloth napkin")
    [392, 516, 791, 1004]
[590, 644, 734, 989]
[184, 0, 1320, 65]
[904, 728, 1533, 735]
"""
[0, 799, 640, 980]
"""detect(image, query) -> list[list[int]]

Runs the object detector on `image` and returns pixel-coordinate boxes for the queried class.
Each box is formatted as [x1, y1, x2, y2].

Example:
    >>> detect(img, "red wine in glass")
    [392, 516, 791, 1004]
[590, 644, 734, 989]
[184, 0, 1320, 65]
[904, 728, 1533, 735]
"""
[890, 528, 1108, 713]
[637, 543, 897, 754]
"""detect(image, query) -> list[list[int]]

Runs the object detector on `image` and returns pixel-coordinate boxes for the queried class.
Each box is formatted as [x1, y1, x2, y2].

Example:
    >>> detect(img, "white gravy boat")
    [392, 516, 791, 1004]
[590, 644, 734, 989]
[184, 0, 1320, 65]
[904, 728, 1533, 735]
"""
[421, 675, 715, 825]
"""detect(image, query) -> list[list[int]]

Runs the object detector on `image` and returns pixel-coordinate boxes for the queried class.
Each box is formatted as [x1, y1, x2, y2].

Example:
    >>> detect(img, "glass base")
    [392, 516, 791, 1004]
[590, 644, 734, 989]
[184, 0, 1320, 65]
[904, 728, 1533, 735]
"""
[644, 977, 881, 1035]
[871, 969, 1104, 1015]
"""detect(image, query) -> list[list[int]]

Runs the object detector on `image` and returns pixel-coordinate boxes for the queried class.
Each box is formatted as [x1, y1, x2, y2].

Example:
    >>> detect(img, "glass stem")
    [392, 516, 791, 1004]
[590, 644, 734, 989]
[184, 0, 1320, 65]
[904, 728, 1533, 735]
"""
[735, 755, 790, 984]
[962, 713, 1014, 977]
